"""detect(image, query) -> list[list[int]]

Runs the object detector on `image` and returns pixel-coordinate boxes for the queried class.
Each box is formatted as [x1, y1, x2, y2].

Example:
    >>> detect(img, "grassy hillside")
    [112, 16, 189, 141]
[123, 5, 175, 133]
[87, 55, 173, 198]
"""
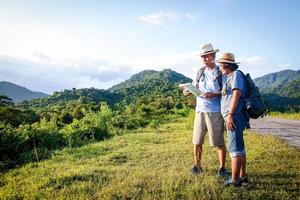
[1, 117, 299, 199]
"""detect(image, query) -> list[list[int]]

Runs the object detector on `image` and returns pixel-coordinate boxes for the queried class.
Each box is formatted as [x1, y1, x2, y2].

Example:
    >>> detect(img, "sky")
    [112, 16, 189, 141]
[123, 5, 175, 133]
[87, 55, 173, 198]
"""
[0, 0, 299, 94]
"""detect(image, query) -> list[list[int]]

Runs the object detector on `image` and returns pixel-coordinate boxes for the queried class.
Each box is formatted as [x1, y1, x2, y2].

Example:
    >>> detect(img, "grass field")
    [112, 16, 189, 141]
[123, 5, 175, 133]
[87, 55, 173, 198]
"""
[0, 118, 299, 199]
[268, 112, 300, 120]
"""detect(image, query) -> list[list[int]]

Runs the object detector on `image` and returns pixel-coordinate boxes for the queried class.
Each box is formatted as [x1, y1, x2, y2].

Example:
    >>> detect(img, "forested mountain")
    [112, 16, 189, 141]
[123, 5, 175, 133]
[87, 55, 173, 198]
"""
[261, 79, 300, 111]
[0, 81, 49, 102]
[21, 88, 123, 110]
[21, 69, 192, 110]
[110, 69, 192, 105]
[110, 69, 191, 92]
[251, 69, 300, 111]
[254, 69, 300, 92]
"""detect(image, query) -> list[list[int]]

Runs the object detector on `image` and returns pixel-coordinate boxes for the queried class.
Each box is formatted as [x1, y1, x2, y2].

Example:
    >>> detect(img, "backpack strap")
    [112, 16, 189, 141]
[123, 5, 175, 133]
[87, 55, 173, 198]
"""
[236, 70, 251, 119]
[195, 67, 205, 89]
[237, 70, 249, 98]
[196, 66, 223, 90]
[196, 67, 206, 84]
[216, 66, 222, 90]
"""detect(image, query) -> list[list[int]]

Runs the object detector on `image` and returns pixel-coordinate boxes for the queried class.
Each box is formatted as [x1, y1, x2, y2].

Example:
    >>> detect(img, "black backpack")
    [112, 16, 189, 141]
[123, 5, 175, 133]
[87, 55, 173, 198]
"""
[238, 70, 267, 119]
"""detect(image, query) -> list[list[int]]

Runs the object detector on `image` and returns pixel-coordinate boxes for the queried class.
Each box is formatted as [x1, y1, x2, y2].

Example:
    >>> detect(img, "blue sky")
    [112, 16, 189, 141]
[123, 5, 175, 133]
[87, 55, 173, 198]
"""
[0, 0, 299, 94]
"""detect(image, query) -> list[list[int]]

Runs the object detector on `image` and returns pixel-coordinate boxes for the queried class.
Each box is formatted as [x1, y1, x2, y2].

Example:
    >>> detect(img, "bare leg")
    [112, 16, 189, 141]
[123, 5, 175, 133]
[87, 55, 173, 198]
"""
[231, 156, 243, 181]
[194, 144, 203, 167]
[240, 155, 246, 177]
[217, 145, 226, 168]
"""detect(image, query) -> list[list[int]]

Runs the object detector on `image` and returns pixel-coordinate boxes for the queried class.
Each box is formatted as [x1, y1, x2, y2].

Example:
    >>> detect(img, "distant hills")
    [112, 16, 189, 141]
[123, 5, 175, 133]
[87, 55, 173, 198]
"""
[254, 69, 300, 92]
[17, 69, 192, 109]
[0, 81, 49, 102]
[2, 68, 299, 112]
[253, 69, 300, 111]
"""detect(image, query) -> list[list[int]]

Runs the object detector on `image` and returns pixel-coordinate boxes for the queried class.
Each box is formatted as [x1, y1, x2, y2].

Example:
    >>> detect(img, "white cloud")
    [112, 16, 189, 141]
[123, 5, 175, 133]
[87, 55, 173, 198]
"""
[277, 63, 293, 68]
[235, 56, 298, 78]
[1, 51, 297, 94]
[0, 55, 134, 94]
[139, 10, 199, 25]
[185, 13, 199, 21]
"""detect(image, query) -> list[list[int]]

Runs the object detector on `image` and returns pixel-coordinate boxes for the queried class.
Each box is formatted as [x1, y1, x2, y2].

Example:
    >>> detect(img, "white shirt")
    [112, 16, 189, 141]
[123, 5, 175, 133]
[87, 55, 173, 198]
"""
[193, 65, 221, 113]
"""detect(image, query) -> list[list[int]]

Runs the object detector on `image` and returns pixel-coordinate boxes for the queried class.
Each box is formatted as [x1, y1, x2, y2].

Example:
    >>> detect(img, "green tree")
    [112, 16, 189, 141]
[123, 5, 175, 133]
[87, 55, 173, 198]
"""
[0, 95, 14, 107]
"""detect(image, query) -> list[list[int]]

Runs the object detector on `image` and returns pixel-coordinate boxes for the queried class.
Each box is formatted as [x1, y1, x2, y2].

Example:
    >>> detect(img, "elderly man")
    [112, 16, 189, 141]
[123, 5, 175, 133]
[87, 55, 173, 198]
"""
[184, 43, 227, 177]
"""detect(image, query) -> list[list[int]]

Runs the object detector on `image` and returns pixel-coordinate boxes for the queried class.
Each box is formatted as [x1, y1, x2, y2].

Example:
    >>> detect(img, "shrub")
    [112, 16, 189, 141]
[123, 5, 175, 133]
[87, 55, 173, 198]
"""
[60, 112, 111, 147]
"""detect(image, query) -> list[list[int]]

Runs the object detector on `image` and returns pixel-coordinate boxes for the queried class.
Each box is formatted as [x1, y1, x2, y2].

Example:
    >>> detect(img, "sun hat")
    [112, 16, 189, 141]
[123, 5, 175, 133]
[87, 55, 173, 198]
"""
[216, 52, 240, 64]
[199, 43, 219, 56]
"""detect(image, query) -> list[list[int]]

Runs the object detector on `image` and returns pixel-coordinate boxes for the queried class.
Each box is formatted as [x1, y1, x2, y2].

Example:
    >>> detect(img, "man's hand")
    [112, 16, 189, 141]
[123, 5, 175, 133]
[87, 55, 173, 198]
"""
[202, 92, 221, 98]
[183, 90, 192, 96]
[202, 92, 215, 98]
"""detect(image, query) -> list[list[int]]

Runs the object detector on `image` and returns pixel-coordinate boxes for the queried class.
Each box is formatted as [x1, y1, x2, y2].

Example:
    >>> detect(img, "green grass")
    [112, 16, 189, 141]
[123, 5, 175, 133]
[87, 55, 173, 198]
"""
[268, 112, 300, 120]
[0, 118, 299, 199]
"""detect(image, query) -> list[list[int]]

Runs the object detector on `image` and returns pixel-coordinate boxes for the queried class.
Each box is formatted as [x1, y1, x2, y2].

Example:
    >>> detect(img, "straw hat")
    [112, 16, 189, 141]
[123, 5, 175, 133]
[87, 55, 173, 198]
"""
[216, 52, 240, 64]
[199, 43, 219, 56]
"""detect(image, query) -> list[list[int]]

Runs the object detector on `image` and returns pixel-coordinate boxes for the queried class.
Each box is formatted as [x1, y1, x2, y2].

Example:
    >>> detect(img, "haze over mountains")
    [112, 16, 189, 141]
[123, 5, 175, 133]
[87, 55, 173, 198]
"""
[0, 81, 49, 102]
[0, 69, 299, 111]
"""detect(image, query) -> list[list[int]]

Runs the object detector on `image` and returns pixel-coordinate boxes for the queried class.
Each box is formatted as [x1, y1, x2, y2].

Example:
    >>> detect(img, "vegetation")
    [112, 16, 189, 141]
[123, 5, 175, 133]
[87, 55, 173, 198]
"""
[0, 118, 299, 199]
[254, 69, 300, 91]
[252, 69, 300, 112]
[262, 79, 300, 112]
[109, 69, 191, 92]
[2, 68, 300, 170]
[0, 69, 195, 170]
[268, 111, 300, 120]
[1, 90, 191, 170]
[1, 68, 300, 198]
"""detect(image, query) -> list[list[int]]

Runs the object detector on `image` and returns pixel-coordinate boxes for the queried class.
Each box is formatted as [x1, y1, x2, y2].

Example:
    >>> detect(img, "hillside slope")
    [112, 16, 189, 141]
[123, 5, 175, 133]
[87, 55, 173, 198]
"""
[254, 69, 300, 91]
[1, 118, 299, 199]
[109, 69, 192, 92]
[0, 81, 49, 102]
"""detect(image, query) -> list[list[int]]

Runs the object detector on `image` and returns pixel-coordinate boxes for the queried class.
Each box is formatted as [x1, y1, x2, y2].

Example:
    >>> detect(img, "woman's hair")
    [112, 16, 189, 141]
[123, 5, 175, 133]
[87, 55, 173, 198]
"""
[223, 63, 239, 71]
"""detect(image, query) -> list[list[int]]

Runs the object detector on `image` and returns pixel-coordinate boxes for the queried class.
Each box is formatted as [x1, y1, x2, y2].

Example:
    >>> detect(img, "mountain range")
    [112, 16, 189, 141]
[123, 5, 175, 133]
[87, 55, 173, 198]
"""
[254, 69, 300, 92]
[1, 69, 299, 111]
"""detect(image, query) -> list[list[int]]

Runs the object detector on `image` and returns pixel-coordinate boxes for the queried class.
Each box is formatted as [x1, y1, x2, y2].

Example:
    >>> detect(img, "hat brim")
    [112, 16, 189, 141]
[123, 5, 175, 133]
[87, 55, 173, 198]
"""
[216, 58, 240, 64]
[197, 49, 219, 57]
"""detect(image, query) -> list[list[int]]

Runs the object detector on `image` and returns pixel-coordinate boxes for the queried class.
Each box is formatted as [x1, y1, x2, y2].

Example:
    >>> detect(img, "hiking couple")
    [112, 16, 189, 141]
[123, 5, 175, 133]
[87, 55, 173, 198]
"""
[183, 43, 249, 187]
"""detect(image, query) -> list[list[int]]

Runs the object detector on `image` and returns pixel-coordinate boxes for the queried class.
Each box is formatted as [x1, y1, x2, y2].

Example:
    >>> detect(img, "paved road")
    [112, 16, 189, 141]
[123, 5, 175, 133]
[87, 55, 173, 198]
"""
[249, 117, 300, 149]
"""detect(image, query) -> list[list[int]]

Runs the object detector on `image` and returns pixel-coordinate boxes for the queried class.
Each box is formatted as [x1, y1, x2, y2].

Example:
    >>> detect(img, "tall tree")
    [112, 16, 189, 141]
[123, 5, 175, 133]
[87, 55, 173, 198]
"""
[0, 95, 14, 106]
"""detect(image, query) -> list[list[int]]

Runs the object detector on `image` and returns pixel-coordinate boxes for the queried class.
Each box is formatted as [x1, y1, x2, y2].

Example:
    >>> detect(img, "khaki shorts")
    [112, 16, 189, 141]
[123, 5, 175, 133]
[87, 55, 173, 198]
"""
[193, 112, 225, 147]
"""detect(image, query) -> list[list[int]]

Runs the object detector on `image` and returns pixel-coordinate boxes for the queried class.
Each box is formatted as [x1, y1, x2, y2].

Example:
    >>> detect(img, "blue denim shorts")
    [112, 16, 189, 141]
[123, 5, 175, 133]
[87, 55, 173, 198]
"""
[226, 112, 247, 158]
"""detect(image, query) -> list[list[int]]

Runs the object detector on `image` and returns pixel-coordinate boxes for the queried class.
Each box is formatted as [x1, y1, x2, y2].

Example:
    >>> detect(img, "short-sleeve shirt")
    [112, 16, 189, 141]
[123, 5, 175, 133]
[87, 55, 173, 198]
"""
[193, 65, 222, 113]
[221, 70, 245, 118]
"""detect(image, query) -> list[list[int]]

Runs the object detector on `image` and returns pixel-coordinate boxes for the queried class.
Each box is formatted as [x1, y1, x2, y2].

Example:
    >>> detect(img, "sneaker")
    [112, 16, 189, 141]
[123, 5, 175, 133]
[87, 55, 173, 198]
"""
[191, 165, 203, 174]
[217, 167, 228, 178]
[239, 176, 250, 186]
[224, 177, 242, 187]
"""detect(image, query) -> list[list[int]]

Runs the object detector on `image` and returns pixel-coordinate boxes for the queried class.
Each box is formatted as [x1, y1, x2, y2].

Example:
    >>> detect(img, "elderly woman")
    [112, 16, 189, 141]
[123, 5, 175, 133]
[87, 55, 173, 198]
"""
[217, 53, 249, 187]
